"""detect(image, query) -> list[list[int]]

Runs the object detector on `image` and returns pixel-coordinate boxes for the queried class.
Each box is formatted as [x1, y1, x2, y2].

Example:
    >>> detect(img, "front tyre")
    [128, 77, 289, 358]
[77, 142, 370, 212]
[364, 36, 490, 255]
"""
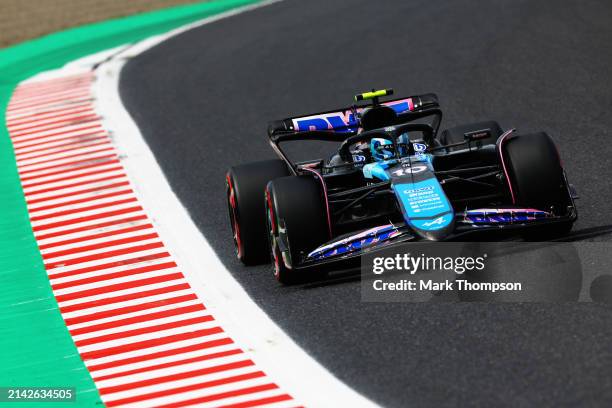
[226, 160, 290, 265]
[265, 176, 329, 284]
[499, 132, 575, 238]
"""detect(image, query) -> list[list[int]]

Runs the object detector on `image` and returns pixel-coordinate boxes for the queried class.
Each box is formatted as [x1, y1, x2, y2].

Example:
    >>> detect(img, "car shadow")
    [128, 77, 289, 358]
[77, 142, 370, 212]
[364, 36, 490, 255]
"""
[552, 224, 612, 241]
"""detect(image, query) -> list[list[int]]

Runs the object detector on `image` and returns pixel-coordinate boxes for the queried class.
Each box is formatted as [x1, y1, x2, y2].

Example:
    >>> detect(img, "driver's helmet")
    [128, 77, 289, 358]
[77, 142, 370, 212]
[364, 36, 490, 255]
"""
[396, 133, 410, 156]
[370, 138, 395, 161]
[370, 133, 412, 161]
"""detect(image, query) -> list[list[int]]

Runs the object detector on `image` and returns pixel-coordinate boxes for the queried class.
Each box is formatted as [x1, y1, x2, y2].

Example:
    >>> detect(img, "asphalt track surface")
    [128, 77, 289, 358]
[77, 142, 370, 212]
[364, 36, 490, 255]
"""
[120, 0, 612, 406]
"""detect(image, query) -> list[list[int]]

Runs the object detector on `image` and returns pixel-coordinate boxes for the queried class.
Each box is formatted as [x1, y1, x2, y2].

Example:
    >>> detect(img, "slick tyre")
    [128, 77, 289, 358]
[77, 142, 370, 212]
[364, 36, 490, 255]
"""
[265, 176, 329, 284]
[226, 159, 290, 265]
[499, 132, 574, 238]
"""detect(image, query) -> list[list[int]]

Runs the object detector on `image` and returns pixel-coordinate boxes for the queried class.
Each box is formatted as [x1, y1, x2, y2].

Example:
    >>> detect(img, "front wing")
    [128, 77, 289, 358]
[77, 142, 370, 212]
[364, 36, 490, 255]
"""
[283, 207, 577, 272]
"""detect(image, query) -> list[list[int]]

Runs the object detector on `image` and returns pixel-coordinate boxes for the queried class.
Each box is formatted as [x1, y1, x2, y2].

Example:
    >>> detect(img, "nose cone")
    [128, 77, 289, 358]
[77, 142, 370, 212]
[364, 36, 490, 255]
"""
[390, 165, 455, 241]
[408, 213, 455, 241]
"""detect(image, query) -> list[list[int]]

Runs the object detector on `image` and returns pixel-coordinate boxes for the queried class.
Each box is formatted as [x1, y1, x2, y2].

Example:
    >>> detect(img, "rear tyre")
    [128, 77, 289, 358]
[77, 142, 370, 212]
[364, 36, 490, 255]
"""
[226, 160, 290, 265]
[500, 132, 574, 238]
[440, 120, 502, 151]
[265, 176, 329, 284]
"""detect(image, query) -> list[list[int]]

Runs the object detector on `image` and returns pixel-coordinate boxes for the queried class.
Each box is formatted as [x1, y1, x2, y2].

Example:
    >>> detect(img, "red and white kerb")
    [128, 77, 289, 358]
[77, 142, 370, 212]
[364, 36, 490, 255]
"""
[6, 71, 299, 408]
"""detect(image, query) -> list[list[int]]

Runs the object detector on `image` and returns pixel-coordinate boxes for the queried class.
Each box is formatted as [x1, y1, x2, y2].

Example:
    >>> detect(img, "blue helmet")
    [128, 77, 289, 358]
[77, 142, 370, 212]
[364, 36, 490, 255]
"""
[396, 133, 410, 156]
[370, 138, 395, 161]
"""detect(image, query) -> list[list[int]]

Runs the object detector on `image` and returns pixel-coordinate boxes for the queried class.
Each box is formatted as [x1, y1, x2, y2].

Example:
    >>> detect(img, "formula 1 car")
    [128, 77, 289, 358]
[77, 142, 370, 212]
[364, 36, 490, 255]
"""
[226, 89, 577, 283]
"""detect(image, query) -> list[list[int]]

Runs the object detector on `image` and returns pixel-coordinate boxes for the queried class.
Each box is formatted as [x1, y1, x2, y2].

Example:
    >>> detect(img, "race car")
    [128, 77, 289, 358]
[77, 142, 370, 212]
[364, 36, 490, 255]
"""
[226, 89, 577, 283]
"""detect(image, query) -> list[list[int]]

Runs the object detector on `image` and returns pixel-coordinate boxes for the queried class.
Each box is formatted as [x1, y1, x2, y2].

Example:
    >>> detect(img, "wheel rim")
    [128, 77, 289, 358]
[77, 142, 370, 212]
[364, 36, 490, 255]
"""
[226, 175, 242, 259]
[265, 188, 281, 279]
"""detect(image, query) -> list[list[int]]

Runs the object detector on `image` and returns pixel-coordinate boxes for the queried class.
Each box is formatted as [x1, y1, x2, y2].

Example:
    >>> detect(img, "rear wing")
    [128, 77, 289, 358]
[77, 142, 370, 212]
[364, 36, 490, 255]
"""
[268, 93, 440, 137]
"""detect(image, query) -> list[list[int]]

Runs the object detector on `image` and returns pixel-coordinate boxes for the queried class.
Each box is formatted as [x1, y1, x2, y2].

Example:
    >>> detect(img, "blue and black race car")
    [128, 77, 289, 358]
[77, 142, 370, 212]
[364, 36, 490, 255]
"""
[226, 89, 577, 283]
